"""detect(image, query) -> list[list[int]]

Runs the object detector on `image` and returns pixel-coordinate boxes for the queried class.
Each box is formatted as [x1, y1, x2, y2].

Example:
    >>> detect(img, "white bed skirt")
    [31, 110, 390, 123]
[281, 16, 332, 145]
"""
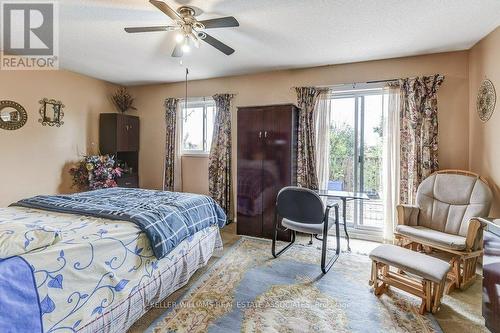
[79, 226, 223, 333]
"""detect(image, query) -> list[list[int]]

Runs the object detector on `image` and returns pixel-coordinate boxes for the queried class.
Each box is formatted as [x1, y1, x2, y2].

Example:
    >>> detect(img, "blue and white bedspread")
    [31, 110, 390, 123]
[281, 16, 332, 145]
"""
[12, 188, 227, 259]
[0, 207, 223, 332]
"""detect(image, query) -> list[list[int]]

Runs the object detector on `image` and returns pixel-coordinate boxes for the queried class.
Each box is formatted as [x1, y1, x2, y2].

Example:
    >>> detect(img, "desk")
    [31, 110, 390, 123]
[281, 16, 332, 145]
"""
[317, 190, 370, 251]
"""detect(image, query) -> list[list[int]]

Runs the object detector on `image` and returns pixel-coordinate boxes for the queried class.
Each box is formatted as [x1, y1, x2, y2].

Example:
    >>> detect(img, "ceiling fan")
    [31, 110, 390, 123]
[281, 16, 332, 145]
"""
[124, 0, 239, 57]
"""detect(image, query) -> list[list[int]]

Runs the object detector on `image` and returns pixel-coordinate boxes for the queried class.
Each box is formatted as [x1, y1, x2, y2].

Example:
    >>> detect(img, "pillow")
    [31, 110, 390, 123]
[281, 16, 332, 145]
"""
[0, 223, 61, 259]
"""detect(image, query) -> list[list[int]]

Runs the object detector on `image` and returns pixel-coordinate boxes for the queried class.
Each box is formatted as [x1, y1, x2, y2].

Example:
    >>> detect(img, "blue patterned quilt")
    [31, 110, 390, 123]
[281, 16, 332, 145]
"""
[0, 207, 223, 332]
[12, 188, 227, 259]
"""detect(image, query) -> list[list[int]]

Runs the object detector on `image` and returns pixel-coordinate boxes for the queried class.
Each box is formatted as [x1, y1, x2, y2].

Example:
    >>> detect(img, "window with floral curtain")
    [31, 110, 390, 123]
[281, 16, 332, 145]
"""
[163, 98, 182, 192]
[399, 75, 444, 204]
[209, 94, 234, 221]
[295, 87, 320, 189]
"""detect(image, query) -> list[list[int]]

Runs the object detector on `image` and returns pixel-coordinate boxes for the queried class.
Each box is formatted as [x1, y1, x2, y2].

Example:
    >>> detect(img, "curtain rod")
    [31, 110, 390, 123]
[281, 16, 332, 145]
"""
[317, 78, 399, 88]
[178, 93, 238, 100]
[366, 78, 399, 84]
[291, 79, 398, 90]
[292, 74, 444, 90]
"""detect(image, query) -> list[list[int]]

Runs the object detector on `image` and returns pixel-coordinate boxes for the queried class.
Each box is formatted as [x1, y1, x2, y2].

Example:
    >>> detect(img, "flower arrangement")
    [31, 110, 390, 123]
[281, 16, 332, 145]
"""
[70, 154, 123, 191]
[111, 87, 137, 113]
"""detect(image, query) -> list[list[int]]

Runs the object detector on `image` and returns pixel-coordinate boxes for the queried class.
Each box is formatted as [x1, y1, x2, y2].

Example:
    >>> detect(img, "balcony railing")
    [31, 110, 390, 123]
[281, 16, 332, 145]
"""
[327, 155, 384, 229]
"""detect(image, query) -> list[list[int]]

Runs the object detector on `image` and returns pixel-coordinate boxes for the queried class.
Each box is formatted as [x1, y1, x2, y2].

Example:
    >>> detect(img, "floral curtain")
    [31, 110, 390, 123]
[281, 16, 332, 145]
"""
[295, 87, 320, 189]
[163, 98, 180, 191]
[399, 75, 444, 204]
[209, 94, 234, 220]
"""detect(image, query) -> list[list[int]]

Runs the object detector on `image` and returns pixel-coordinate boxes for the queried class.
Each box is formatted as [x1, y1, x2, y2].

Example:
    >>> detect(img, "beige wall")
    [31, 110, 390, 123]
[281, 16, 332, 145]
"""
[468, 27, 500, 216]
[0, 70, 116, 207]
[3, 40, 497, 215]
[131, 51, 470, 212]
[3, 33, 497, 216]
[181, 156, 210, 195]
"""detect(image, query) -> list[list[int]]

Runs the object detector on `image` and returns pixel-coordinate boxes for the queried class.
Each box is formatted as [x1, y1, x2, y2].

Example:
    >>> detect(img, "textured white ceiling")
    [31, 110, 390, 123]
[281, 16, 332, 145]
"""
[58, 0, 500, 85]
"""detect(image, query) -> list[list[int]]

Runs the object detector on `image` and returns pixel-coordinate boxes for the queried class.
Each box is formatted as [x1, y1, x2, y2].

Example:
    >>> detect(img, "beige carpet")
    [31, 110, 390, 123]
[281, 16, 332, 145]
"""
[129, 224, 487, 333]
[128, 223, 240, 332]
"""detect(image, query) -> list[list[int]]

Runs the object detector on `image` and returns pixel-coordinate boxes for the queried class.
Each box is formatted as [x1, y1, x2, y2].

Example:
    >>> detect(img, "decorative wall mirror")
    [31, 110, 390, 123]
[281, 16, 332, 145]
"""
[39, 98, 65, 127]
[0, 100, 28, 130]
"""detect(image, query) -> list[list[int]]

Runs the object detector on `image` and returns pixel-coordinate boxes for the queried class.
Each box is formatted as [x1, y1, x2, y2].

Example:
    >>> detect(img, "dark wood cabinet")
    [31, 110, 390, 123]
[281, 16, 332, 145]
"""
[483, 220, 500, 333]
[237, 104, 298, 241]
[116, 173, 139, 188]
[101, 113, 139, 153]
[115, 115, 139, 152]
[99, 114, 140, 188]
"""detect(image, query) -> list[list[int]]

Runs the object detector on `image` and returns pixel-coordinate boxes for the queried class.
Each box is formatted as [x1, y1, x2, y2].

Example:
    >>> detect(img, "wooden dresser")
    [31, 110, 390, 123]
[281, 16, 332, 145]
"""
[99, 113, 139, 188]
[483, 219, 500, 333]
[236, 104, 298, 241]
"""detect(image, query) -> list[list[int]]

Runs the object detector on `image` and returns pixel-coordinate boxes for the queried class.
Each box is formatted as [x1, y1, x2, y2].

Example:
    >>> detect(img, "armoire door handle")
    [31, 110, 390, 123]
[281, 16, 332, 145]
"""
[259, 131, 262, 138]
[264, 131, 268, 138]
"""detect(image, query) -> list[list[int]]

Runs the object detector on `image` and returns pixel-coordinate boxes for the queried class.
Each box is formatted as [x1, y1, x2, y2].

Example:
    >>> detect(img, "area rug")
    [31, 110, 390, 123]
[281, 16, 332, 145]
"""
[146, 237, 442, 332]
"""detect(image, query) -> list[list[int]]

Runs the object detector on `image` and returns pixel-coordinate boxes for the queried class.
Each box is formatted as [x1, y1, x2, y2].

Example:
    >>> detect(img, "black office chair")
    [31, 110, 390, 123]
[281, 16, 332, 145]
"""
[271, 186, 340, 274]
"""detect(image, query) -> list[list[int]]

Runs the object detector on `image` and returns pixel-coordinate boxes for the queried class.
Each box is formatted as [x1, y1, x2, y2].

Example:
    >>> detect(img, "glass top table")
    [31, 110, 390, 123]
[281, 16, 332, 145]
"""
[317, 190, 370, 201]
[316, 190, 370, 251]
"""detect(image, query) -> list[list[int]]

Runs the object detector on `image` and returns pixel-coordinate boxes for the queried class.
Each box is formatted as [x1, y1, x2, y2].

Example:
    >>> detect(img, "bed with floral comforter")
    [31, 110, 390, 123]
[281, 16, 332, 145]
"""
[0, 189, 225, 333]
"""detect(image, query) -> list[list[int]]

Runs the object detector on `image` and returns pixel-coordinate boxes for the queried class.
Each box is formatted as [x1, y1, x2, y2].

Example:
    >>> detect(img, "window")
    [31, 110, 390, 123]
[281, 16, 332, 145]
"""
[181, 98, 216, 154]
[325, 86, 387, 236]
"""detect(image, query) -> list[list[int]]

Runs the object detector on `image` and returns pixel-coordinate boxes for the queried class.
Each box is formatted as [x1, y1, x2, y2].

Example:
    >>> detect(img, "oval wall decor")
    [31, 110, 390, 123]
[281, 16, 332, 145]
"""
[477, 79, 496, 122]
[0, 100, 28, 130]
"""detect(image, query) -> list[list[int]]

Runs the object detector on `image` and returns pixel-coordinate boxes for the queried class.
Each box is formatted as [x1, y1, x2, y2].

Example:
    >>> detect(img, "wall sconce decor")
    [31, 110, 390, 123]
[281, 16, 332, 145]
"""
[39, 98, 65, 127]
[0, 100, 28, 130]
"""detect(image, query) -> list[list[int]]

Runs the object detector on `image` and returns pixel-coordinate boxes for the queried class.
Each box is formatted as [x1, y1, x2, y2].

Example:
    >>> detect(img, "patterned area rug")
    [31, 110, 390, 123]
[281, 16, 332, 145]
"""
[146, 238, 442, 332]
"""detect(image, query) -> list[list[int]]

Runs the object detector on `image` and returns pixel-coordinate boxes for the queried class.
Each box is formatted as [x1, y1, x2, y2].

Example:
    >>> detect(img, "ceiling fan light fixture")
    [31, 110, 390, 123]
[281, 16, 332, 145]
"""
[188, 33, 200, 48]
[175, 32, 184, 43]
[125, 2, 239, 57]
[181, 41, 191, 53]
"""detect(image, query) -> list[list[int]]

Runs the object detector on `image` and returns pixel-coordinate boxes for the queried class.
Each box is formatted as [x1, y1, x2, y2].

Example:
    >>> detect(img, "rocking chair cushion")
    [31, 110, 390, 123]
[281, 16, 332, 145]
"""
[396, 225, 467, 250]
[282, 218, 333, 235]
[369, 244, 451, 283]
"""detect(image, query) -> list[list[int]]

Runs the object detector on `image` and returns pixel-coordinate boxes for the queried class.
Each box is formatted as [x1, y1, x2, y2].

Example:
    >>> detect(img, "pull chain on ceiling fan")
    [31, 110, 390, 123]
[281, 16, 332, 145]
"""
[124, 0, 239, 57]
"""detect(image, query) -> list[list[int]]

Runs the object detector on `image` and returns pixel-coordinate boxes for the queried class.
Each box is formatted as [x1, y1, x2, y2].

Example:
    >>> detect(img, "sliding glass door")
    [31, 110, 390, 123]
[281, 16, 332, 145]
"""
[328, 89, 385, 233]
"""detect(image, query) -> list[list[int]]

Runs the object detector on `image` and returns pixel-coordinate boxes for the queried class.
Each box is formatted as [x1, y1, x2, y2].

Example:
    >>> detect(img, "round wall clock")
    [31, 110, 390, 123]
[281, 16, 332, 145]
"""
[477, 79, 496, 122]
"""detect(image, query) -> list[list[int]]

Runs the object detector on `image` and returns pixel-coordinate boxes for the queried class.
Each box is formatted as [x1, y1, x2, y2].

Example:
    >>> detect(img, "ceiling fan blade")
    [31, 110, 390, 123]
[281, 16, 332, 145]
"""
[124, 26, 177, 33]
[201, 33, 235, 55]
[149, 0, 181, 21]
[171, 44, 183, 57]
[199, 16, 239, 29]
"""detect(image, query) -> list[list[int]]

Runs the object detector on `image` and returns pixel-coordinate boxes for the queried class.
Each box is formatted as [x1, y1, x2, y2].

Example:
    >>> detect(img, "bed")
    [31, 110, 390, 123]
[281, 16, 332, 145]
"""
[0, 188, 226, 333]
